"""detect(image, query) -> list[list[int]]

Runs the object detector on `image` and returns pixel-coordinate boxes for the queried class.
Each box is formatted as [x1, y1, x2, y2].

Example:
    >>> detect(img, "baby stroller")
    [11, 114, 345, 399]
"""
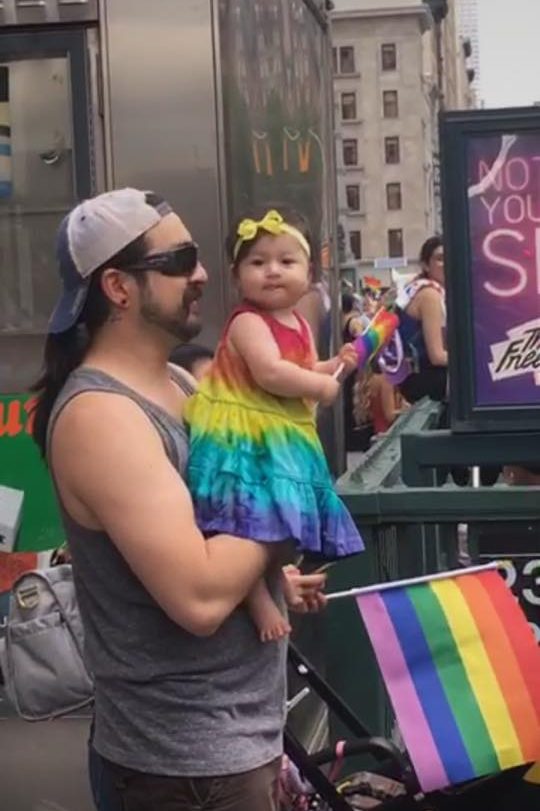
[282, 644, 536, 811]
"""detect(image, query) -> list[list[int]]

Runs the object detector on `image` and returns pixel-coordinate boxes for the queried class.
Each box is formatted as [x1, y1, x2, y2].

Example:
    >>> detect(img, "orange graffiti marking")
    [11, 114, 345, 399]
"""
[0, 396, 35, 438]
[298, 140, 311, 173]
[24, 396, 37, 436]
[0, 401, 23, 437]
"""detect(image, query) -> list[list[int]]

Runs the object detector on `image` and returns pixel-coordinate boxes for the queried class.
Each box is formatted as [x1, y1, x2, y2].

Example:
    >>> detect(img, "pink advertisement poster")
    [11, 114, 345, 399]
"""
[467, 132, 540, 407]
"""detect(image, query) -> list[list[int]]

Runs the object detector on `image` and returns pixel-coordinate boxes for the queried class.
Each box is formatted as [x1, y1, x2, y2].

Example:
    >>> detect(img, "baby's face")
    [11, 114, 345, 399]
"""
[236, 233, 310, 311]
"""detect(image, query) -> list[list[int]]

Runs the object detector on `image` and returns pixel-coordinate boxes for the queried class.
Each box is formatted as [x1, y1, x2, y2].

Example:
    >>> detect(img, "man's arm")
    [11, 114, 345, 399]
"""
[50, 393, 274, 637]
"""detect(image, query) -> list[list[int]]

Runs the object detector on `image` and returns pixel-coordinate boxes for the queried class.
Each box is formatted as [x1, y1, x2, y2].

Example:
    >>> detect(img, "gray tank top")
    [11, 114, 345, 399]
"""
[48, 367, 286, 776]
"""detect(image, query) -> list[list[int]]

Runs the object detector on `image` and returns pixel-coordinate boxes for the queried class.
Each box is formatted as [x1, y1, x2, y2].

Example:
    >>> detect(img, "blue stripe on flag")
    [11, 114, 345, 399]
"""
[382, 587, 476, 784]
[0, 180, 12, 197]
[0, 143, 11, 156]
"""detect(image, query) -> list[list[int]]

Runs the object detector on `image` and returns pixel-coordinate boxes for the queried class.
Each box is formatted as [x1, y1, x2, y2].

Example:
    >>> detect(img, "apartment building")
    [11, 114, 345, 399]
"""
[332, 0, 475, 284]
[456, 0, 480, 98]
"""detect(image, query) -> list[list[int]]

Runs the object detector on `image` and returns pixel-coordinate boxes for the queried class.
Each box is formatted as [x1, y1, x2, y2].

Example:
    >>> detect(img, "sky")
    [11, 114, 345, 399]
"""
[478, 0, 540, 108]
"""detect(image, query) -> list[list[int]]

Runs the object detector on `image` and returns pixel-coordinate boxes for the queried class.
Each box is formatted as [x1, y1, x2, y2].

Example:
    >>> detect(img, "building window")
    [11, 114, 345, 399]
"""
[343, 138, 358, 166]
[384, 136, 400, 164]
[383, 90, 399, 118]
[386, 182, 402, 211]
[332, 47, 338, 74]
[346, 184, 360, 211]
[350, 230, 362, 260]
[341, 92, 357, 121]
[388, 228, 404, 257]
[381, 43, 397, 71]
[339, 46, 356, 74]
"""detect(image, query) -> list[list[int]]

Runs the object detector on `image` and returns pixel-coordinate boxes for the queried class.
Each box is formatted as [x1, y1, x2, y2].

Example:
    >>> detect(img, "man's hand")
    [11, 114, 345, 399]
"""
[282, 565, 327, 613]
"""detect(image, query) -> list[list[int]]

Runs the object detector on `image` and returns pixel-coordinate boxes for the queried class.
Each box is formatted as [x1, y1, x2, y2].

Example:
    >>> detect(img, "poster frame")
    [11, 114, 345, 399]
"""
[440, 106, 540, 433]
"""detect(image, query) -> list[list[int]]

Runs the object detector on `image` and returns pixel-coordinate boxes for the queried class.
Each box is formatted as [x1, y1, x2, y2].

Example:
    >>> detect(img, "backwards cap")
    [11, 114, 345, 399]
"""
[49, 188, 171, 334]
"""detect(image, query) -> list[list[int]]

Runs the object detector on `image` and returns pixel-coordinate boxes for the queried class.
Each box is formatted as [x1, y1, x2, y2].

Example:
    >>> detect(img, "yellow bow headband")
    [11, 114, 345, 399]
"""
[233, 209, 311, 261]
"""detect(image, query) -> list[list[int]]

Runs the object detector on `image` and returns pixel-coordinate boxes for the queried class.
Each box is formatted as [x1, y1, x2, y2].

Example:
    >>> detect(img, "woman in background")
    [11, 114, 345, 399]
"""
[395, 236, 447, 404]
[341, 292, 373, 452]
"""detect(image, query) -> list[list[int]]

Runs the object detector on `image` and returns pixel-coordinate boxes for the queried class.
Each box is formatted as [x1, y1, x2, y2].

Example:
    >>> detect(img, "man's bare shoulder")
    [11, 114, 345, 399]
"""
[51, 390, 163, 466]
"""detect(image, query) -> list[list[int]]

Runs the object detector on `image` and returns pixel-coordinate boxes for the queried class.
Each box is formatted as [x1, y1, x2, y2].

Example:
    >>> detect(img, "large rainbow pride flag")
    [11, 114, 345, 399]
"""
[352, 565, 540, 793]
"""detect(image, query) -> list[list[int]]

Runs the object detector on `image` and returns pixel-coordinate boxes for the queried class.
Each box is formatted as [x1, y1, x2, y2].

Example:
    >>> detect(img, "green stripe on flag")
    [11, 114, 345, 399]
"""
[407, 584, 500, 775]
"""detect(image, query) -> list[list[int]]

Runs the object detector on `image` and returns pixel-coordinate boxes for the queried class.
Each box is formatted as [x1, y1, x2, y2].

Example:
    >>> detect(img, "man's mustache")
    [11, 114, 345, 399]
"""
[182, 284, 204, 308]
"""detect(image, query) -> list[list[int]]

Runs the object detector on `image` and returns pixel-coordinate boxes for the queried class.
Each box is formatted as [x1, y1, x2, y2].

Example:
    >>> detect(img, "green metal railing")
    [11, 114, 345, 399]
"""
[322, 398, 540, 737]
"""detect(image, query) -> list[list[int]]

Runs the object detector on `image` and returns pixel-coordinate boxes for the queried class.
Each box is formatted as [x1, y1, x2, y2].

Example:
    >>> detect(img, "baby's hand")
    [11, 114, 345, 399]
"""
[338, 343, 359, 376]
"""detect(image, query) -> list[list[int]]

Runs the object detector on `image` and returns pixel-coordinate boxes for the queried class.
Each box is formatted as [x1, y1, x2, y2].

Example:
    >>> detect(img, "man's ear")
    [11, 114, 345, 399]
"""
[100, 267, 133, 307]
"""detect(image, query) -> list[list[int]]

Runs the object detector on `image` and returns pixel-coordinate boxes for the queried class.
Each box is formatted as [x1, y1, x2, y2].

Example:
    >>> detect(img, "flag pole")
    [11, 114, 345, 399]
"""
[325, 561, 501, 602]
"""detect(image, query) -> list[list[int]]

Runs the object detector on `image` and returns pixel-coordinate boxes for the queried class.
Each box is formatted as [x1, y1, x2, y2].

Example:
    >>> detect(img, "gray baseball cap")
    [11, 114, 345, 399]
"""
[49, 187, 172, 334]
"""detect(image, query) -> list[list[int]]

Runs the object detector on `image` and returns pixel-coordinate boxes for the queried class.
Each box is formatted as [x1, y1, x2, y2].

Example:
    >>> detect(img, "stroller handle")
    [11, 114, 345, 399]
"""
[310, 736, 410, 776]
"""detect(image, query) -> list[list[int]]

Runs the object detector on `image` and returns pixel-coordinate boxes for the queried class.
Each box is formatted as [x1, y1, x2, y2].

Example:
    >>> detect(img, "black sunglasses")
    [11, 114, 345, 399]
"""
[126, 242, 199, 277]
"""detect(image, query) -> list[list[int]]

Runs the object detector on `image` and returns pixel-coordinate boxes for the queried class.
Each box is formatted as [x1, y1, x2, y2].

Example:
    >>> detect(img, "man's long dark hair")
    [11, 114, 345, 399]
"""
[31, 234, 147, 459]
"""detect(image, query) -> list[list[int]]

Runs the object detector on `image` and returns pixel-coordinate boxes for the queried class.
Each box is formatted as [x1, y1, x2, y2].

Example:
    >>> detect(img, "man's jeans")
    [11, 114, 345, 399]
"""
[89, 745, 280, 811]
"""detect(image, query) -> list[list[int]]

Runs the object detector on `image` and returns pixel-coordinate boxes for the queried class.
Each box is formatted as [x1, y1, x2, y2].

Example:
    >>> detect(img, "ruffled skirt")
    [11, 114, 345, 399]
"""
[187, 393, 363, 559]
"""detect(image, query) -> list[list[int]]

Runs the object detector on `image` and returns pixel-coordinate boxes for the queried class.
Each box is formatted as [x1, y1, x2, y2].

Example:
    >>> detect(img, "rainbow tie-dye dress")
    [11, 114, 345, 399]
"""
[184, 304, 364, 558]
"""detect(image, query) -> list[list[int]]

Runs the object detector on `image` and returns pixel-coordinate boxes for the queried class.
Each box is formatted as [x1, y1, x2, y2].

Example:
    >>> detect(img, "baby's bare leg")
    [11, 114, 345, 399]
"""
[247, 577, 291, 642]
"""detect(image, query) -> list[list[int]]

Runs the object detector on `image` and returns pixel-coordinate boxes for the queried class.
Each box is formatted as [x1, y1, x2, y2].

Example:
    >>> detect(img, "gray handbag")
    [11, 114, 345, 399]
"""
[0, 564, 93, 720]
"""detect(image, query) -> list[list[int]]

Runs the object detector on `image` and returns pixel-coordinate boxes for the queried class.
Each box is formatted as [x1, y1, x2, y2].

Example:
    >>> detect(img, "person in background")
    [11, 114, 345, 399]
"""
[361, 276, 383, 322]
[389, 239, 498, 487]
[368, 359, 406, 436]
[294, 232, 338, 470]
[394, 236, 447, 404]
[170, 342, 214, 381]
[342, 291, 366, 343]
[503, 463, 540, 486]
[341, 292, 371, 452]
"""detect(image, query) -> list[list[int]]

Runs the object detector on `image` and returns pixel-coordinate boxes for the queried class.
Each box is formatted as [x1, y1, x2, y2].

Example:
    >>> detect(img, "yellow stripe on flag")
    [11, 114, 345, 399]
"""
[431, 579, 524, 770]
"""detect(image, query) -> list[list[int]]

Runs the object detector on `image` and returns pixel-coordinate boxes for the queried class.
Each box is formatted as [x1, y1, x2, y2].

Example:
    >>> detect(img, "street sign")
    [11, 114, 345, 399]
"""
[374, 256, 408, 270]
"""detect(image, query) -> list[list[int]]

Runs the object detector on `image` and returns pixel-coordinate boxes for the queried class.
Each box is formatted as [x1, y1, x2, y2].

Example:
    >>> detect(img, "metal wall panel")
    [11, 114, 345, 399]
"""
[0, 0, 98, 26]
[0, 29, 93, 392]
[102, 0, 225, 347]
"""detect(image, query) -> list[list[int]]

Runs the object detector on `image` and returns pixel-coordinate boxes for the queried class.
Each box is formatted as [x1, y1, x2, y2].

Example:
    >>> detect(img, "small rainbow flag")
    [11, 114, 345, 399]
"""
[363, 275, 382, 292]
[354, 307, 399, 369]
[353, 566, 540, 792]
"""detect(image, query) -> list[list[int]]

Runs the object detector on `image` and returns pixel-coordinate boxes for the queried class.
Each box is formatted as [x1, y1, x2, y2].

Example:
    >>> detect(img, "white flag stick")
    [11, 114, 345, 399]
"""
[325, 561, 500, 602]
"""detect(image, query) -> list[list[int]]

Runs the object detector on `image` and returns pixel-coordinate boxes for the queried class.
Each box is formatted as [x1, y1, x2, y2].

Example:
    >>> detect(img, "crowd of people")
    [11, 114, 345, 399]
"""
[341, 235, 447, 453]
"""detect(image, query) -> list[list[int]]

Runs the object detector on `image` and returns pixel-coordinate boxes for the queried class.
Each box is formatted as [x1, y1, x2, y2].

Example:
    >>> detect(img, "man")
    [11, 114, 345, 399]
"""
[32, 189, 326, 810]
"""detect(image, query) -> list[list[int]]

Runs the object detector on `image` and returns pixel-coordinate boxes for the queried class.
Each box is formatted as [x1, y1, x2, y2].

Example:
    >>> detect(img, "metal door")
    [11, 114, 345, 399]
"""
[0, 29, 92, 393]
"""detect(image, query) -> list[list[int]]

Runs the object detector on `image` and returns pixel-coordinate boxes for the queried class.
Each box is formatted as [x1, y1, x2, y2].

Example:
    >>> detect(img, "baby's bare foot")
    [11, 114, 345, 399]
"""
[259, 614, 292, 643]
[248, 583, 291, 643]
